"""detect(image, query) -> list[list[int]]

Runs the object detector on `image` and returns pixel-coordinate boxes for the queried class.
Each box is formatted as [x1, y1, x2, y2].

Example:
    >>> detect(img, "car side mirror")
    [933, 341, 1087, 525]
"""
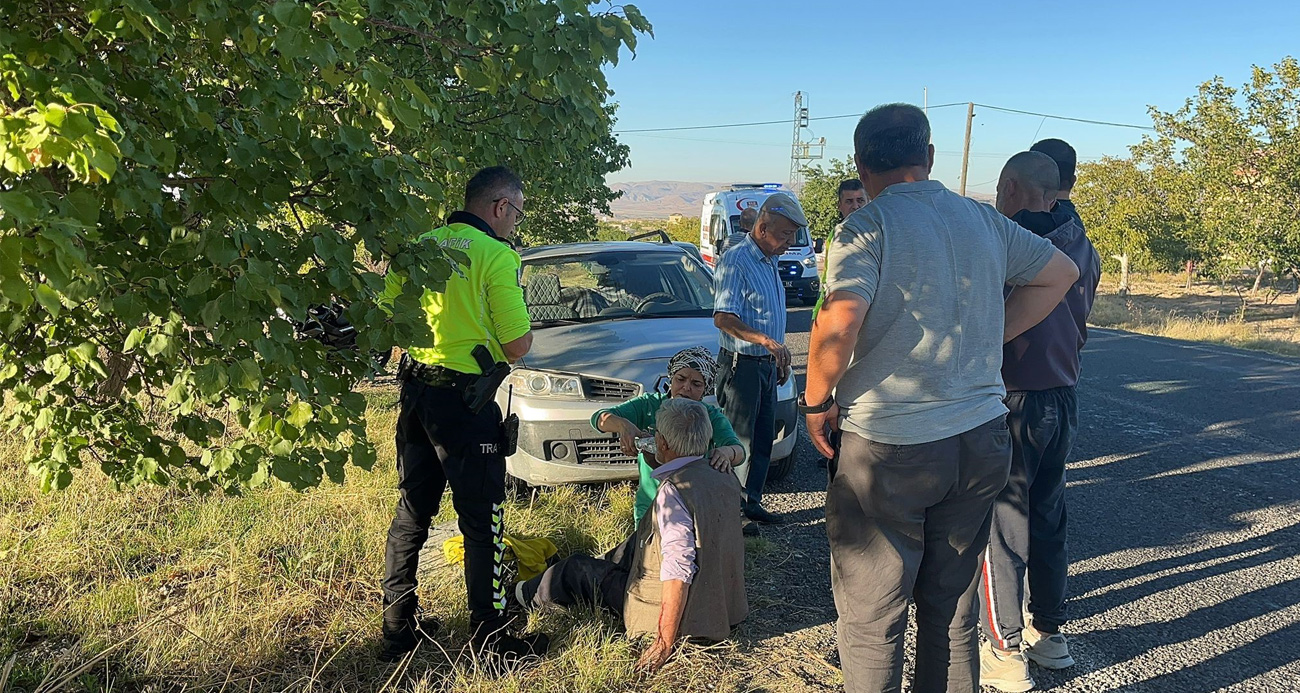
[814, 238, 825, 253]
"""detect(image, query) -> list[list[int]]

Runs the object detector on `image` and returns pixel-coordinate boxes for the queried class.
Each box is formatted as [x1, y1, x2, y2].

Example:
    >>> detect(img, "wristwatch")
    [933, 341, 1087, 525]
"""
[797, 392, 835, 414]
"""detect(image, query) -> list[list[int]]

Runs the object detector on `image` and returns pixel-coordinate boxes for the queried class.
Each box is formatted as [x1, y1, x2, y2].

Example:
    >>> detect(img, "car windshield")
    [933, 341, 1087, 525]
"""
[521, 250, 715, 324]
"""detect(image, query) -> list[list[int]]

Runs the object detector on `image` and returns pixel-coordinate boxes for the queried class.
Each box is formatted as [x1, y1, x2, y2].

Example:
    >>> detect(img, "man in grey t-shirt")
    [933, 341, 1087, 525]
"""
[801, 104, 1079, 693]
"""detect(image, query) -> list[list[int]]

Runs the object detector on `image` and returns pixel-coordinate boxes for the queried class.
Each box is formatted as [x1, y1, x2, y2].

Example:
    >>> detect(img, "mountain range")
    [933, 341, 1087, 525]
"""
[607, 180, 723, 219]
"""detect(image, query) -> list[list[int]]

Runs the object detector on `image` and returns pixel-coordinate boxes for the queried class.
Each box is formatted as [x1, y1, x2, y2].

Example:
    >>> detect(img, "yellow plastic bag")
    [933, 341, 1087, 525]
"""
[442, 534, 558, 580]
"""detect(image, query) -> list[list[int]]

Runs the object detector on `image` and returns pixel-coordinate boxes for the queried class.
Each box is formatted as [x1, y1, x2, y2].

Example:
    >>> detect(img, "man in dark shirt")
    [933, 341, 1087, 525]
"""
[722, 207, 759, 256]
[978, 150, 1100, 691]
[1032, 138, 1084, 226]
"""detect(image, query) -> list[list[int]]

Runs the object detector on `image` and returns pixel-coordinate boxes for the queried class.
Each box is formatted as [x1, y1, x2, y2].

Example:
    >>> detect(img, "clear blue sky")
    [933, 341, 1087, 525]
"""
[605, 0, 1300, 196]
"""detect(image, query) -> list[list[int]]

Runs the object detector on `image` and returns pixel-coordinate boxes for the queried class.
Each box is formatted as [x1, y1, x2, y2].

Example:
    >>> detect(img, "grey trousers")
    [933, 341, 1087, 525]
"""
[518, 534, 635, 616]
[827, 417, 1012, 693]
[716, 349, 777, 509]
[979, 387, 1076, 650]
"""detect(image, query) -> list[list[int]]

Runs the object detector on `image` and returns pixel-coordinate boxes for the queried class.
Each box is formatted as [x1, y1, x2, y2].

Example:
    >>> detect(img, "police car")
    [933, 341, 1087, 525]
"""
[698, 183, 821, 305]
[497, 239, 798, 488]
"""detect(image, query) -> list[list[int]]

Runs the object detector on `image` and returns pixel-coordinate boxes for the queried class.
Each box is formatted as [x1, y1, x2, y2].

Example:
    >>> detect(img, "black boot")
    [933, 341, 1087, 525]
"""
[378, 613, 440, 663]
[471, 618, 549, 665]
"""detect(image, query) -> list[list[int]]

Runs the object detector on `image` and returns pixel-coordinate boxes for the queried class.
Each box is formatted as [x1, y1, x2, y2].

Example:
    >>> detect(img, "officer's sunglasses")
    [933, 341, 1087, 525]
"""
[495, 197, 526, 224]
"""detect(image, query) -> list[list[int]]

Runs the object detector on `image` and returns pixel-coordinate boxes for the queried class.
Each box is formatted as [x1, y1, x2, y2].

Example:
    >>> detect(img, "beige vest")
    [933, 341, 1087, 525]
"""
[623, 459, 748, 642]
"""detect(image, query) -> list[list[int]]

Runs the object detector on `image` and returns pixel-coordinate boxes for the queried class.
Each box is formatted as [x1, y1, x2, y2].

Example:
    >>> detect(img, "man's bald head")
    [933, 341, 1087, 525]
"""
[995, 151, 1060, 217]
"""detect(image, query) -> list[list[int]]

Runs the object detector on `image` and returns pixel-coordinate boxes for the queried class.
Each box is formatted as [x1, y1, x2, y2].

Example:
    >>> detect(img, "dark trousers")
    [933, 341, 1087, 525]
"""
[980, 387, 1076, 649]
[519, 534, 636, 616]
[716, 349, 777, 509]
[382, 379, 509, 633]
[827, 417, 1012, 693]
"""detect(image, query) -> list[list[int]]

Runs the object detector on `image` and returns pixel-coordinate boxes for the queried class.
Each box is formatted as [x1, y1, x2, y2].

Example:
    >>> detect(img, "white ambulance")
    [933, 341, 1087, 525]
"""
[698, 183, 821, 305]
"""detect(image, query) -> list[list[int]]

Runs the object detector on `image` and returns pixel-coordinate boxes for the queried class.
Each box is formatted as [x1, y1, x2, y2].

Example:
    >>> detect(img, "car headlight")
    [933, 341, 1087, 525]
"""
[506, 369, 583, 399]
[801, 257, 817, 269]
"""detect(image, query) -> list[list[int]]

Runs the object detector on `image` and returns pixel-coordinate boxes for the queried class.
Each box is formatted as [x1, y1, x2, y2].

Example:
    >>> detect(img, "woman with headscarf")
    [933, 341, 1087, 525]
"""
[592, 346, 746, 525]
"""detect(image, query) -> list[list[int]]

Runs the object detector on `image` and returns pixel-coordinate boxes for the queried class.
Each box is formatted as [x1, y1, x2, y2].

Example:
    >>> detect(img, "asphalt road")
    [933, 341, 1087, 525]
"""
[743, 306, 1300, 692]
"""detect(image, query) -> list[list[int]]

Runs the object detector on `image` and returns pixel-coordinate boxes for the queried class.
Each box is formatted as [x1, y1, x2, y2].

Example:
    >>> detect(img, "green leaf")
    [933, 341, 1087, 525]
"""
[270, 0, 302, 26]
[34, 284, 62, 318]
[329, 17, 367, 50]
[352, 441, 376, 469]
[71, 342, 97, 365]
[146, 333, 172, 357]
[286, 401, 312, 428]
[210, 449, 235, 473]
[231, 358, 262, 390]
[124, 328, 146, 351]
[0, 237, 32, 309]
[0, 191, 42, 224]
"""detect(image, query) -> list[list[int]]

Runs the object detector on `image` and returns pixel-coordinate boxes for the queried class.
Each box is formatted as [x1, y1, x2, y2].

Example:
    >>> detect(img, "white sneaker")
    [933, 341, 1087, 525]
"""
[1023, 626, 1075, 669]
[981, 641, 1035, 692]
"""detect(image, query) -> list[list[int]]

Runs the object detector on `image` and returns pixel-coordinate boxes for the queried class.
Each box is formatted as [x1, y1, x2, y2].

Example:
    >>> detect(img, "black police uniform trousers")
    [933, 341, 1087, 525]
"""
[382, 378, 509, 635]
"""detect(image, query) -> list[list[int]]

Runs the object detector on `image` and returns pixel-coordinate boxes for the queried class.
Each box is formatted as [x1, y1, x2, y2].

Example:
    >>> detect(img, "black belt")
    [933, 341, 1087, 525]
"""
[721, 348, 775, 363]
[397, 354, 474, 389]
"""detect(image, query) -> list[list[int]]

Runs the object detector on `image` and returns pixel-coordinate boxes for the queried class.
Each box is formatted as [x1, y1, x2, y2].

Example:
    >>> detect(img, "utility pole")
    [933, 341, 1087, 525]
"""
[959, 102, 974, 196]
[923, 87, 928, 115]
[789, 91, 825, 189]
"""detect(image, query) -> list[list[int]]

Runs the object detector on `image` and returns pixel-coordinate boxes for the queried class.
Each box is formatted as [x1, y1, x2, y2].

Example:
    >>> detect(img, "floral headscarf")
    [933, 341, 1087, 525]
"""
[667, 346, 718, 391]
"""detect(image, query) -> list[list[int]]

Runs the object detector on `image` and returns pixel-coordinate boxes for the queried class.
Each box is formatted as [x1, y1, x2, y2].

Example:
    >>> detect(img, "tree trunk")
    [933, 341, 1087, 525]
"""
[97, 349, 132, 401]
[1293, 270, 1300, 323]
[1185, 260, 1194, 290]
[1112, 253, 1130, 297]
[1252, 262, 1267, 293]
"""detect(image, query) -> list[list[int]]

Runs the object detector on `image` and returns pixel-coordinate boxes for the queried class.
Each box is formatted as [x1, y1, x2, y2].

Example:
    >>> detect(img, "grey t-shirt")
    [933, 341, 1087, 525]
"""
[824, 180, 1056, 445]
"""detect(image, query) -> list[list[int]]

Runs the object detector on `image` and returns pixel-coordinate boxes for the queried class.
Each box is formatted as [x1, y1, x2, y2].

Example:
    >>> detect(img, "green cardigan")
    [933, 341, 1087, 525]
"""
[591, 392, 743, 525]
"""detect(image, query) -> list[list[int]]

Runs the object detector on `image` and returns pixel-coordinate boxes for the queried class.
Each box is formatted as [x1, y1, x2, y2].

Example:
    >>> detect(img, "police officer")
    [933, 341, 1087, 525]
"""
[380, 166, 547, 662]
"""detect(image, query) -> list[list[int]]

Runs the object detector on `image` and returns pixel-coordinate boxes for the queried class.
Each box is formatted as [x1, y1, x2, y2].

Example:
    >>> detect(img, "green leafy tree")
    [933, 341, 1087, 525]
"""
[664, 215, 699, 245]
[797, 156, 856, 243]
[0, 0, 650, 492]
[1140, 57, 1300, 297]
[1074, 155, 1193, 293]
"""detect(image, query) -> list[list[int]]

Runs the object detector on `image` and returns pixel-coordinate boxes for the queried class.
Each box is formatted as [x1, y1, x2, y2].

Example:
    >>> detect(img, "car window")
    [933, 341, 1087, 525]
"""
[709, 212, 728, 248]
[521, 251, 715, 324]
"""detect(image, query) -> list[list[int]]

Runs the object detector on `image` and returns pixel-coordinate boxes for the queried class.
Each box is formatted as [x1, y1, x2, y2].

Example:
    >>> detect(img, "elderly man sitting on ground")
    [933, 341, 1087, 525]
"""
[512, 398, 749, 672]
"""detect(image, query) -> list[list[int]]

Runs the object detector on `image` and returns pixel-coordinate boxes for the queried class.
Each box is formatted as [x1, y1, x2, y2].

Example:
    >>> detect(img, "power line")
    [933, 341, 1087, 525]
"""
[974, 103, 1155, 131]
[623, 132, 788, 147]
[613, 102, 968, 134]
[614, 101, 1154, 135]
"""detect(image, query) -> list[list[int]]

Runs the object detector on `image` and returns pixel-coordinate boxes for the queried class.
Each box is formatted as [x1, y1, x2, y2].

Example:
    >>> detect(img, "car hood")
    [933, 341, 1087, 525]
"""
[521, 317, 717, 385]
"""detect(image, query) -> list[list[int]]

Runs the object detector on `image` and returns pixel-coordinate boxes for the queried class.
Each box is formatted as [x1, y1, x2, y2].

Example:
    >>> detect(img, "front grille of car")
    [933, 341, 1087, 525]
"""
[583, 376, 642, 401]
[778, 260, 802, 280]
[575, 438, 638, 465]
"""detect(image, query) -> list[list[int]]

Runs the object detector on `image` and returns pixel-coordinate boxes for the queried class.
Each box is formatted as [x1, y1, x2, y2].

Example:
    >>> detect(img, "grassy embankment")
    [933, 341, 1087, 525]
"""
[1089, 272, 1300, 357]
[1, 385, 791, 692]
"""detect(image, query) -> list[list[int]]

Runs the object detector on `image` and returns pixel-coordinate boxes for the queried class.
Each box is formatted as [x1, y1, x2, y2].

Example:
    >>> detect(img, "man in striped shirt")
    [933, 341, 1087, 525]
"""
[713, 192, 804, 526]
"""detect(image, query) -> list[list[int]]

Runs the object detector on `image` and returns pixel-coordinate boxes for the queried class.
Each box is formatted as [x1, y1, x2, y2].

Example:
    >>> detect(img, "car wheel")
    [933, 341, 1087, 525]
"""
[506, 473, 537, 501]
[766, 453, 796, 482]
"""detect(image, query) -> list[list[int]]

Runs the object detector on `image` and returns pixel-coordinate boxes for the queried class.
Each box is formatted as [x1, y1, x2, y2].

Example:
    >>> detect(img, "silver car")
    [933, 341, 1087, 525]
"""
[496, 240, 798, 487]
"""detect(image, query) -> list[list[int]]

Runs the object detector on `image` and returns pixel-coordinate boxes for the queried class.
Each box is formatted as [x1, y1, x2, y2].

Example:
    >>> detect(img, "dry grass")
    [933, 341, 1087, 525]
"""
[1090, 272, 1300, 357]
[0, 385, 781, 692]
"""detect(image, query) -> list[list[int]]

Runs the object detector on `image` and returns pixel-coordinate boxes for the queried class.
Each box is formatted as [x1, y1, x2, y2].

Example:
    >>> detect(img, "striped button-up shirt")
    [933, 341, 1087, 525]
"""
[713, 233, 786, 356]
